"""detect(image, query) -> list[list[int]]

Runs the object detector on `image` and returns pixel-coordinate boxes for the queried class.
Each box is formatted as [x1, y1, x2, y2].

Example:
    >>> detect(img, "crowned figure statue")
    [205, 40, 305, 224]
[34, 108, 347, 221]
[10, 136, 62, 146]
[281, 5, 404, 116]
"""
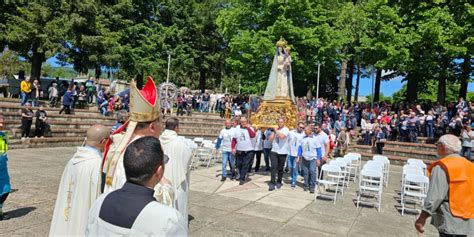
[263, 38, 296, 103]
[251, 38, 298, 129]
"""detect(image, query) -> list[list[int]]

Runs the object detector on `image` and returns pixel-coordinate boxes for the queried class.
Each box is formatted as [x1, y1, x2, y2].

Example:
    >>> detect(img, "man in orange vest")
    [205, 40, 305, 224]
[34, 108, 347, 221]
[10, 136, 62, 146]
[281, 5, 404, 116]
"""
[415, 134, 474, 237]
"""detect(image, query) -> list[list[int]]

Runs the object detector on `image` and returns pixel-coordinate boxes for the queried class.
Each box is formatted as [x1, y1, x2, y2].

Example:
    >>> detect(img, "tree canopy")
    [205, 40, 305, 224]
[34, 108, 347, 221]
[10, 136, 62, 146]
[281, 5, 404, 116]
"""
[0, 0, 472, 101]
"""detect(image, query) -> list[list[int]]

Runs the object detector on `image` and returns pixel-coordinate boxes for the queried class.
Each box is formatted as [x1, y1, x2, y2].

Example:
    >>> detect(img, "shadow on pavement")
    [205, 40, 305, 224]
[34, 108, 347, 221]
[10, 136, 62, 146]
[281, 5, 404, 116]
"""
[7, 207, 36, 219]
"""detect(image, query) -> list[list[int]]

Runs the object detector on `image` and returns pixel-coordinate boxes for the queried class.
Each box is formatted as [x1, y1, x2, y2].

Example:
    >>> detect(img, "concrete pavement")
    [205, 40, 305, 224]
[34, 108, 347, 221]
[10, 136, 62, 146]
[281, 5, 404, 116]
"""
[0, 147, 441, 236]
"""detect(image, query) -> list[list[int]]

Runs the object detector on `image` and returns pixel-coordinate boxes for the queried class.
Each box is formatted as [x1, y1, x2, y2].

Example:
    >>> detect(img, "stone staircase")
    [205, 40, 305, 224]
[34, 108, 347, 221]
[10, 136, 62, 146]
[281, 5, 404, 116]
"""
[348, 141, 438, 165]
[1, 98, 224, 149]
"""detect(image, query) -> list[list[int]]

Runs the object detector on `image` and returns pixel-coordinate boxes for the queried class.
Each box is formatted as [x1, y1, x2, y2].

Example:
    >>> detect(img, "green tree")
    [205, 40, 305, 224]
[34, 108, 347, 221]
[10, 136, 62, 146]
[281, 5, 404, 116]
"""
[3, 1, 69, 81]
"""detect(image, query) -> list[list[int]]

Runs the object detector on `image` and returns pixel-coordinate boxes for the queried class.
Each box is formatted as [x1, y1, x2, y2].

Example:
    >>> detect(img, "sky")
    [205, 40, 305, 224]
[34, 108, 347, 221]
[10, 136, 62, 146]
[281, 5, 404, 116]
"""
[46, 56, 473, 96]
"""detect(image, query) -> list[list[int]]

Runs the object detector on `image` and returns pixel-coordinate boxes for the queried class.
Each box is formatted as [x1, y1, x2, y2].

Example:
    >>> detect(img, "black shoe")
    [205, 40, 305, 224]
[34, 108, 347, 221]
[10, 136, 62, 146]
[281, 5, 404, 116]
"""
[265, 168, 270, 171]
[276, 183, 282, 189]
[269, 183, 275, 191]
[0, 214, 9, 221]
[230, 176, 235, 181]
[221, 177, 227, 182]
[303, 187, 308, 192]
[309, 190, 315, 194]
[239, 180, 245, 185]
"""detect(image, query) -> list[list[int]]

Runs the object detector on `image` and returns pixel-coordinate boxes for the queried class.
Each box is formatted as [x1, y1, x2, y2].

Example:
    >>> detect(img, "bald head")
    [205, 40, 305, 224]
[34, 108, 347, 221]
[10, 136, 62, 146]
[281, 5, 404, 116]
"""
[86, 125, 110, 152]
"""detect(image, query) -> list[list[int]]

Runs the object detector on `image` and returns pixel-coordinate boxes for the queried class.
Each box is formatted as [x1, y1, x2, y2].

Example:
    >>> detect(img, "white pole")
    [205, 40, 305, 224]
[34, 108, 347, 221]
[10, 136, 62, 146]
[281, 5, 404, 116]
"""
[166, 52, 171, 84]
[316, 61, 320, 100]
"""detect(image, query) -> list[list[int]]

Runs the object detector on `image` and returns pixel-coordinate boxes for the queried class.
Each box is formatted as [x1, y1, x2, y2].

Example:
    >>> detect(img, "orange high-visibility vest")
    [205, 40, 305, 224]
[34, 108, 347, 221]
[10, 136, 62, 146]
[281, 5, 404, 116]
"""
[428, 156, 474, 219]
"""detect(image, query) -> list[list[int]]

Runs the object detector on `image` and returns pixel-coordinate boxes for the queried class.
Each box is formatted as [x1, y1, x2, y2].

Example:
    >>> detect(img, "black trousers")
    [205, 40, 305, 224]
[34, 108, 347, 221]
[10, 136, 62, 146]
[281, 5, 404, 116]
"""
[21, 120, 32, 137]
[270, 152, 286, 184]
[35, 122, 46, 137]
[0, 192, 8, 204]
[439, 232, 466, 237]
[235, 150, 254, 182]
[59, 105, 71, 114]
[376, 143, 384, 154]
[248, 150, 263, 173]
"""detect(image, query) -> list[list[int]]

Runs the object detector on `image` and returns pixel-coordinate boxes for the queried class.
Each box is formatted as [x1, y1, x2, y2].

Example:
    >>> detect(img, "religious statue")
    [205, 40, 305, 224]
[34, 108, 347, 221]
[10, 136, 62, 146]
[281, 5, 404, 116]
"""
[251, 38, 299, 129]
[263, 39, 296, 102]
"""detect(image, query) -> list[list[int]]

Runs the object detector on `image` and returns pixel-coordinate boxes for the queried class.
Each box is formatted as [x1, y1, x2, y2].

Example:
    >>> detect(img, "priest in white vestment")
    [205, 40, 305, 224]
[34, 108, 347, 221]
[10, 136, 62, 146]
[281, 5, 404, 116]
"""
[49, 125, 110, 236]
[102, 77, 172, 203]
[156, 118, 192, 225]
[86, 136, 187, 236]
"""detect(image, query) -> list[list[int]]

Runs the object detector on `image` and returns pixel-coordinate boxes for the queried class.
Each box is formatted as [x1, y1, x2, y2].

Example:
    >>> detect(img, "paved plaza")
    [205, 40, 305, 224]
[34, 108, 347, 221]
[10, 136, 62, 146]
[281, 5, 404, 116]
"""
[0, 147, 442, 236]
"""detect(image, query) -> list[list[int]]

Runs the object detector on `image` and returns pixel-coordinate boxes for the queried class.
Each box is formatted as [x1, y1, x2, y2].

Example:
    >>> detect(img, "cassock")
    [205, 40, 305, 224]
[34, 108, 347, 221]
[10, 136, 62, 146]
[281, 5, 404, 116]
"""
[86, 182, 187, 237]
[50, 146, 102, 236]
[156, 129, 192, 225]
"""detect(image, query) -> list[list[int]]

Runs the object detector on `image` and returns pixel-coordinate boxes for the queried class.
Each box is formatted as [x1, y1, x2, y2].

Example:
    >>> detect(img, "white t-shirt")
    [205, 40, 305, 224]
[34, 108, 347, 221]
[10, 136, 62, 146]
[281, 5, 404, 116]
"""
[299, 136, 322, 160]
[233, 125, 255, 152]
[314, 131, 329, 157]
[218, 127, 234, 152]
[287, 130, 305, 157]
[253, 130, 263, 151]
[271, 127, 290, 155]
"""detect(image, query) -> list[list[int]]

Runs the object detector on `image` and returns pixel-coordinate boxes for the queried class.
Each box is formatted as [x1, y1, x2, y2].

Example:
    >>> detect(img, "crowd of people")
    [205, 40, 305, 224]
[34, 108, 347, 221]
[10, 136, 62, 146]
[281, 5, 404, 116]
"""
[19, 76, 129, 117]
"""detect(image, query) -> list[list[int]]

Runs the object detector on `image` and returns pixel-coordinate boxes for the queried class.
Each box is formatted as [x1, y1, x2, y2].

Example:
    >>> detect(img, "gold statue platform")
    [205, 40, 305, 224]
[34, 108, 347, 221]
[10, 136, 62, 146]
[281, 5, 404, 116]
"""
[250, 97, 298, 130]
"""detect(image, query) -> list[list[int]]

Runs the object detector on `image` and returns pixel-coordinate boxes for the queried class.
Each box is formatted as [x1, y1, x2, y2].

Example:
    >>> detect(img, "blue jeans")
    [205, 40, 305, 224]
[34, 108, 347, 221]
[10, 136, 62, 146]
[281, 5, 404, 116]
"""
[263, 148, 271, 170]
[20, 92, 29, 105]
[301, 159, 316, 191]
[221, 151, 235, 178]
[288, 156, 299, 185]
[425, 121, 434, 138]
[460, 146, 472, 161]
[201, 101, 209, 112]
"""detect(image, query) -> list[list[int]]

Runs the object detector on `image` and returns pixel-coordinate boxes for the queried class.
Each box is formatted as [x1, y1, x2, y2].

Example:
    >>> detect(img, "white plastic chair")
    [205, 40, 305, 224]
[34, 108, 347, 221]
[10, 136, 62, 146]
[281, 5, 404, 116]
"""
[345, 153, 361, 182]
[373, 155, 390, 187]
[315, 164, 343, 204]
[401, 174, 429, 215]
[329, 160, 348, 192]
[357, 168, 383, 212]
[407, 159, 427, 175]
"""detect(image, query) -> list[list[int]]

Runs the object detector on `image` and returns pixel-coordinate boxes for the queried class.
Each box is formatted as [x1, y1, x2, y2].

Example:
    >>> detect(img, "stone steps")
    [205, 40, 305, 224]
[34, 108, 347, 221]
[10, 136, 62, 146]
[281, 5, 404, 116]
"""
[348, 150, 434, 165]
[350, 144, 438, 161]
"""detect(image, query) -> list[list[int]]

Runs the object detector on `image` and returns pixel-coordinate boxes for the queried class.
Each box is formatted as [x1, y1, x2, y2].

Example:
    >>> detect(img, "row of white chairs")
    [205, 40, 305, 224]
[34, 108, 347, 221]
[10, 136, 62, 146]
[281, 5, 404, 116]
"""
[356, 155, 389, 212]
[187, 137, 220, 170]
[314, 153, 362, 204]
[400, 159, 429, 215]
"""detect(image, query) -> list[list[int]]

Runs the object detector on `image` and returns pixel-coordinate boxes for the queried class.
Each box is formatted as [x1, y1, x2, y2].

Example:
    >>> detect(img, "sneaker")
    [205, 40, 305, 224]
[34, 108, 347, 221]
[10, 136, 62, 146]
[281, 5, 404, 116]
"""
[303, 187, 308, 192]
[269, 183, 275, 191]
[291, 183, 296, 189]
[239, 180, 245, 185]
[276, 183, 282, 189]
[220, 177, 227, 182]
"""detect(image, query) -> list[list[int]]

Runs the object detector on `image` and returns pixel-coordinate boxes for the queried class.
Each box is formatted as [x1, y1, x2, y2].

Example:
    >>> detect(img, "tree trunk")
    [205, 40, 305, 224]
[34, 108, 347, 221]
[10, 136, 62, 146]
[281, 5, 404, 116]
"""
[346, 59, 355, 103]
[135, 73, 144, 90]
[95, 65, 101, 79]
[30, 49, 45, 82]
[199, 69, 206, 93]
[459, 54, 470, 99]
[374, 69, 382, 102]
[437, 77, 446, 105]
[406, 74, 418, 103]
[354, 64, 361, 102]
[337, 59, 348, 102]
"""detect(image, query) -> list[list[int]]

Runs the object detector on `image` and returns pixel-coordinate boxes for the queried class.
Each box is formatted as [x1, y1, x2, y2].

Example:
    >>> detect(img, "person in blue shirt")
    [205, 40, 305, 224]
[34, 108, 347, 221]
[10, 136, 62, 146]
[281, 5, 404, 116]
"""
[297, 125, 322, 193]
[0, 131, 10, 220]
[59, 87, 74, 114]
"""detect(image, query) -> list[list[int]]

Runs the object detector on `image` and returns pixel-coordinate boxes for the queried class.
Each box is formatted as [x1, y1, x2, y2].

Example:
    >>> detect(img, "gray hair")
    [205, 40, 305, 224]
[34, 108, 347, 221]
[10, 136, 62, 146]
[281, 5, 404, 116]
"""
[438, 134, 462, 154]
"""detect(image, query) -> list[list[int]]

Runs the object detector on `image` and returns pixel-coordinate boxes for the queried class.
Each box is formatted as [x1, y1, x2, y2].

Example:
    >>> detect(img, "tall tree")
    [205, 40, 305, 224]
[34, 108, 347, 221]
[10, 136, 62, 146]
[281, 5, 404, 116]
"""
[3, 1, 69, 81]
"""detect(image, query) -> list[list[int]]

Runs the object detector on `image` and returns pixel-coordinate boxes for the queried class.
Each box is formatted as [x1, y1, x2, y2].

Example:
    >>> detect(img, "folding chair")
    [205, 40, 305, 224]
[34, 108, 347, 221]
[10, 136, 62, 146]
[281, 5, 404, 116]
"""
[407, 159, 427, 176]
[400, 174, 429, 215]
[373, 155, 390, 187]
[357, 168, 383, 212]
[345, 153, 361, 182]
[315, 164, 343, 204]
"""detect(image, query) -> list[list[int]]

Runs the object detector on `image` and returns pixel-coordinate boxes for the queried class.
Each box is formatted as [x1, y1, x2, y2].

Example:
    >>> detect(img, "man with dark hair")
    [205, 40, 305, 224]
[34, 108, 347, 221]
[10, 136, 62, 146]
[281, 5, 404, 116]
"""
[165, 117, 179, 131]
[268, 118, 289, 191]
[159, 117, 192, 226]
[86, 136, 187, 236]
